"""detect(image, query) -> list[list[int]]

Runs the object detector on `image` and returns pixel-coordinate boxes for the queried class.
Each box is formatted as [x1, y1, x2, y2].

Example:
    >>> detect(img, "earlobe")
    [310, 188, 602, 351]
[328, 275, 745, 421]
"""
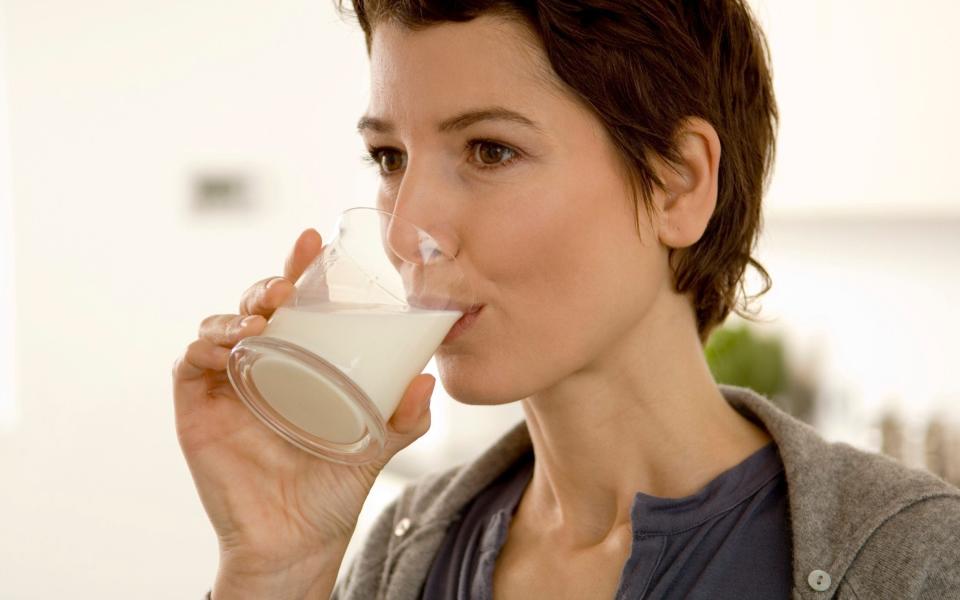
[655, 118, 721, 249]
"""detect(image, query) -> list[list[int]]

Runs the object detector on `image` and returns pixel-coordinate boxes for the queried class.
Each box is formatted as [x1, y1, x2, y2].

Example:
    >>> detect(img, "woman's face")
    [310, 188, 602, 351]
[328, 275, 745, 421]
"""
[361, 15, 673, 405]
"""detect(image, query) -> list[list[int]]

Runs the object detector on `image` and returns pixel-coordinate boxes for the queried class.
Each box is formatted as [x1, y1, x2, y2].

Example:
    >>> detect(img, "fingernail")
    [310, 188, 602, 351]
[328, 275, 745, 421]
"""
[266, 277, 285, 291]
[241, 315, 259, 328]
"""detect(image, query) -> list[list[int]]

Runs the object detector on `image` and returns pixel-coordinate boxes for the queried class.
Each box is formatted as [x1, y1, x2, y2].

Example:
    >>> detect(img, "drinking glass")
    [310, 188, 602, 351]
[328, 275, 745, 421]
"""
[227, 207, 476, 465]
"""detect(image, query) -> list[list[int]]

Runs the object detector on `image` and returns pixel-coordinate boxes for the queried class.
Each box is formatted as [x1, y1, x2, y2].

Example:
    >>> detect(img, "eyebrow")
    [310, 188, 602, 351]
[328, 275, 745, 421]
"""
[356, 107, 544, 135]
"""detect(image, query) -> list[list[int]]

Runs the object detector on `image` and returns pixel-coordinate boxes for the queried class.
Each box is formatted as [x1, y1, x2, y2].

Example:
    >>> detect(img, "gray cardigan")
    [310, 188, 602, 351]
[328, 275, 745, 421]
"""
[332, 384, 960, 599]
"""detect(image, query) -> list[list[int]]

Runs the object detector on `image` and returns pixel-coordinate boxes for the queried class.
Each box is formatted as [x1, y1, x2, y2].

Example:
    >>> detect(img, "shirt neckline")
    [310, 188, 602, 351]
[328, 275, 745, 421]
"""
[630, 440, 784, 535]
[480, 440, 785, 549]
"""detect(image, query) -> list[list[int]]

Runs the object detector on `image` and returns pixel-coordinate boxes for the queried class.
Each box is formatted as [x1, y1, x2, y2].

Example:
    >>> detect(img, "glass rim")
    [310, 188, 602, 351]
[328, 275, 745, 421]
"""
[334, 206, 478, 312]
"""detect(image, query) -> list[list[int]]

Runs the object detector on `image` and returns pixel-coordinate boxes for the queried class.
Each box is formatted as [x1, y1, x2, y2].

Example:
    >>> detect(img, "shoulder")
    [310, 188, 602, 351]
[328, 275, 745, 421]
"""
[734, 380, 960, 598]
[791, 434, 960, 598]
[841, 494, 960, 598]
[724, 385, 958, 525]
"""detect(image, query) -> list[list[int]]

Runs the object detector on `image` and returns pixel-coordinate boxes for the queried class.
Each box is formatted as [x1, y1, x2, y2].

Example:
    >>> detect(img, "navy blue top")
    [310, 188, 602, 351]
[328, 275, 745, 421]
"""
[421, 441, 793, 599]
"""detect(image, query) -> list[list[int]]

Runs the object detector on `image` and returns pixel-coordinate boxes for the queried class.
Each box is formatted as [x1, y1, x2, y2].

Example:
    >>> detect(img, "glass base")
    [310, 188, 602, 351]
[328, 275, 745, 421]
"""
[227, 335, 387, 465]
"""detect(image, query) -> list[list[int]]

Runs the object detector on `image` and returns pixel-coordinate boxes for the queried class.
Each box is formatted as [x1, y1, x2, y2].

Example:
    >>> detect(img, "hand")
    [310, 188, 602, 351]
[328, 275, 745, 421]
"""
[172, 228, 436, 593]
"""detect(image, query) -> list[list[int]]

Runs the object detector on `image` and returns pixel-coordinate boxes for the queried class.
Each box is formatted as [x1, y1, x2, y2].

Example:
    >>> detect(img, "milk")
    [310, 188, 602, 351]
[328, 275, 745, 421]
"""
[249, 303, 462, 444]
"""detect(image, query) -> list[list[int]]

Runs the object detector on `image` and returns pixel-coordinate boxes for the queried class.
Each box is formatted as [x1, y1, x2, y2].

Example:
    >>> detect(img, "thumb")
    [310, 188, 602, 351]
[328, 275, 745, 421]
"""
[385, 374, 436, 440]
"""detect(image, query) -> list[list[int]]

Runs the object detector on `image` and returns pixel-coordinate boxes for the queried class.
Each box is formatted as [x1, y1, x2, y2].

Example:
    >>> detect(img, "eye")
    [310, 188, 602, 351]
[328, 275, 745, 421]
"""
[469, 140, 520, 170]
[362, 139, 522, 177]
[363, 146, 406, 176]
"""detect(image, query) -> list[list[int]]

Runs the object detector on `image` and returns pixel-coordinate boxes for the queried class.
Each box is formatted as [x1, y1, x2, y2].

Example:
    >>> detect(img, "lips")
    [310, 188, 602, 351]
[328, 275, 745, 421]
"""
[442, 304, 484, 344]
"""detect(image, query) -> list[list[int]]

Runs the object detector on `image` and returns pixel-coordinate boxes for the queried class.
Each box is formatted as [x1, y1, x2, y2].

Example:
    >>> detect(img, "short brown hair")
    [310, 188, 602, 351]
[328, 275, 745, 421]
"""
[337, 0, 778, 343]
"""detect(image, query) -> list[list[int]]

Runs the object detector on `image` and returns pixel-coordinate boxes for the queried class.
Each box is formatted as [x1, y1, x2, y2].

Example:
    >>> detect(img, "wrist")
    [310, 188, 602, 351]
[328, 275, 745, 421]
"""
[213, 541, 348, 600]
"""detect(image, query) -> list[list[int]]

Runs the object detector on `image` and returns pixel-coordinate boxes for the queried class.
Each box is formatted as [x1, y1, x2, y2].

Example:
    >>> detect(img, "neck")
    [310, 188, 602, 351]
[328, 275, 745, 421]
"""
[516, 295, 772, 550]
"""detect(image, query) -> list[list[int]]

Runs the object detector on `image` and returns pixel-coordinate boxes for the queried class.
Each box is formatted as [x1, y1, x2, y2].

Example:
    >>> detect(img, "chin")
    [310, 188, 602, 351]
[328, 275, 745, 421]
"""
[434, 354, 520, 406]
[436, 370, 501, 406]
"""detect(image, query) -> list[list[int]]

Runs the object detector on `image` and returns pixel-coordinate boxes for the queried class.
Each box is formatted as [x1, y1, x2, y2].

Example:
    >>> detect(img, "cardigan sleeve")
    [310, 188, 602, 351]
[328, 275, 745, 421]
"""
[331, 494, 402, 600]
[914, 496, 960, 598]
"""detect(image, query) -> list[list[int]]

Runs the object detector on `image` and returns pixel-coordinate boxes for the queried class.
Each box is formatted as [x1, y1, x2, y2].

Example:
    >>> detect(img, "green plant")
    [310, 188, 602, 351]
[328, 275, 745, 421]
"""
[705, 323, 789, 401]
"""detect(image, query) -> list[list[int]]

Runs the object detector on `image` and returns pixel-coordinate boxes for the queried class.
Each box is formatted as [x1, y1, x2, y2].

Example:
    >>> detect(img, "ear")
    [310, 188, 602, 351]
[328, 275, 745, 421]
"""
[652, 117, 721, 249]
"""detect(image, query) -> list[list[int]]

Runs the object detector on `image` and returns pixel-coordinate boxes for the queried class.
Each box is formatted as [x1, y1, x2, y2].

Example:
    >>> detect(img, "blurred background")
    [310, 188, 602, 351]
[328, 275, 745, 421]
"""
[2, 0, 959, 597]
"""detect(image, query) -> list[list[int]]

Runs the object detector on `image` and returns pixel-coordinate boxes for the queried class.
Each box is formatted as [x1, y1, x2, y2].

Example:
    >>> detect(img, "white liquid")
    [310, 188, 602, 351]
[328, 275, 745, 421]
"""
[250, 304, 461, 444]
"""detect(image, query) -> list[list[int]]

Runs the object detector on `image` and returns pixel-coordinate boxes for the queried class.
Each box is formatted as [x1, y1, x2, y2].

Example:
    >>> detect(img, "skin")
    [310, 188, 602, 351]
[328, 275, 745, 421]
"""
[360, 15, 774, 598]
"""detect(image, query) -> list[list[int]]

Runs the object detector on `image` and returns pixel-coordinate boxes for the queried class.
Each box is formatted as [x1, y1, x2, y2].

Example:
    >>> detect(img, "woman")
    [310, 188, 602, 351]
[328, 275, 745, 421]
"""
[173, 1, 960, 598]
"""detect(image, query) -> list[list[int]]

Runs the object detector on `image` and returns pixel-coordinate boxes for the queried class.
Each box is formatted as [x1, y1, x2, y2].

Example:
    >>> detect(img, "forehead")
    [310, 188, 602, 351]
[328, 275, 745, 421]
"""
[366, 15, 559, 119]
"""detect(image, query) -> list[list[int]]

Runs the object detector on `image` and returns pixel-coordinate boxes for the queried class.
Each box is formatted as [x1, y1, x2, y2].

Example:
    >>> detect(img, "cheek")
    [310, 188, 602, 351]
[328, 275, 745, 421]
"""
[470, 208, 583, 332]
[479, 171, 653, 322]
[438, 147, 666, 401]
[437, 246, 657, 406]
[445, 198, 659, 401]
[434, 204, 586, 403]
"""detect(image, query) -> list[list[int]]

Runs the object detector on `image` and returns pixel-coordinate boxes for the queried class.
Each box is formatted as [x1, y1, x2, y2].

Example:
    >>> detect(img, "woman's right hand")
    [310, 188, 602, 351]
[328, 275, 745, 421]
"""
[171, 228, 437, 598]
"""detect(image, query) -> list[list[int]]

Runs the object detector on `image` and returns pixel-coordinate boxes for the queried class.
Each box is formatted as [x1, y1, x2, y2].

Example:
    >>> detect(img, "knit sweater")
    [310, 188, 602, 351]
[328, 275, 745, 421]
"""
[332, 384, 960, 599]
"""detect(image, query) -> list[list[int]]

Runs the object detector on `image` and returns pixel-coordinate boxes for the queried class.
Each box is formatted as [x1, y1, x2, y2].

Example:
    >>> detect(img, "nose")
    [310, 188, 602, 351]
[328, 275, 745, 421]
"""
[383, 214, 443, 267]
[384, 155, 461, 266]
[378, 157, 468, 310]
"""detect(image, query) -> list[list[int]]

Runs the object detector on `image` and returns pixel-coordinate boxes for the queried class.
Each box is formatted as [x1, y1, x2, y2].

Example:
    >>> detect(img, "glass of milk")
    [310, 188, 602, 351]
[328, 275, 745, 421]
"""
[227, 207, 475, 465]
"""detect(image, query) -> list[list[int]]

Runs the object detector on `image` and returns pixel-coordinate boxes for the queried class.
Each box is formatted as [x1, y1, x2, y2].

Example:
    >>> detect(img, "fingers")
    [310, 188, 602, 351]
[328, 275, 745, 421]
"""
[171, 338, 236, 420]
[238, 276, 292, 317]
[237, 229, 323, 317]
[198, 313, 265, 348]
[174, 338, 231, 381]
[173, 313, 268, 418]
[284, 228, 323, 283]
[174, 229, 324, 421]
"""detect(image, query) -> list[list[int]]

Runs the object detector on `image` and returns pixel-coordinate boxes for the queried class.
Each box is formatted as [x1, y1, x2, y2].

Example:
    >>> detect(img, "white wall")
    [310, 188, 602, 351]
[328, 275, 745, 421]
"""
[751, 0, 960, 218]
[1, 1, 959, 598]
[0, 0, 16, 432]
[0, 1, 377, 597]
